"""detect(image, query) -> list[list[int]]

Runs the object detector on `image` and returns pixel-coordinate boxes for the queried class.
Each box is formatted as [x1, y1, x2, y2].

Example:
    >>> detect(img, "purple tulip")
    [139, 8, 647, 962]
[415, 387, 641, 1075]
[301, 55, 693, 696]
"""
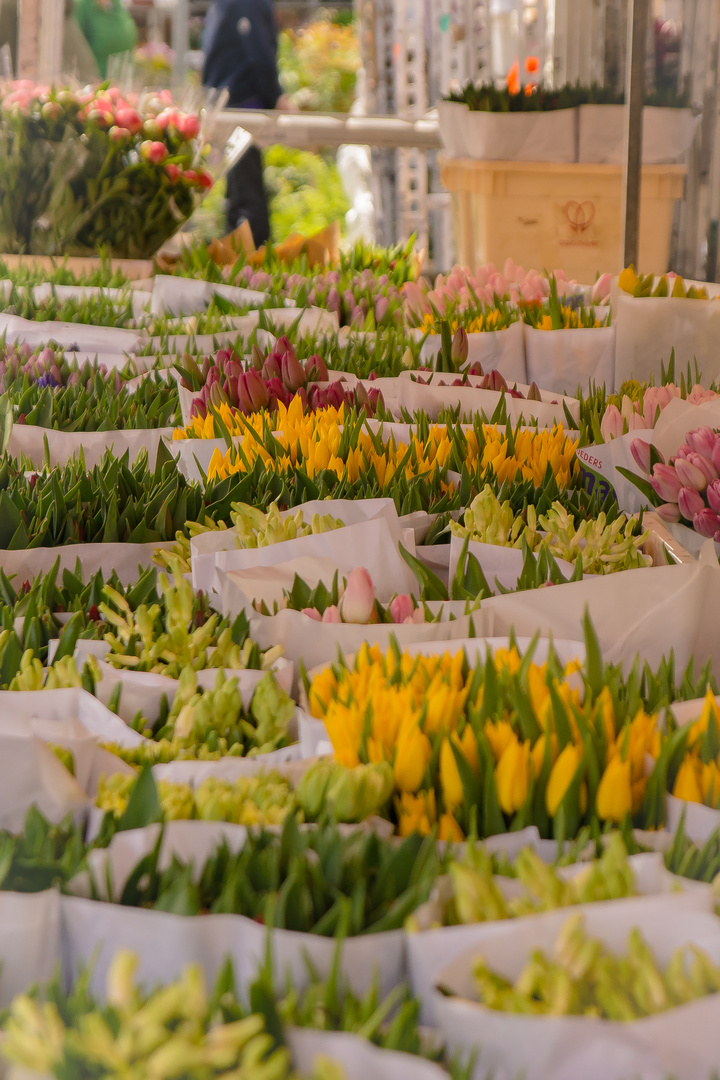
[678, 485, 706, 521]
[630, 438, 653, 474]
[693, 508, 720, 538]
[674, 456, 708, 492]
[304, 354, 328, 382]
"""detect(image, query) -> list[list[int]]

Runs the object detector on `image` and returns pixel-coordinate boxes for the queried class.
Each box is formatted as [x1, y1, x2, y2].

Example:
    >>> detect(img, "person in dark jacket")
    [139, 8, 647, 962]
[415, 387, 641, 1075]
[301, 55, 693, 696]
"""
[202, 0, 292, 247]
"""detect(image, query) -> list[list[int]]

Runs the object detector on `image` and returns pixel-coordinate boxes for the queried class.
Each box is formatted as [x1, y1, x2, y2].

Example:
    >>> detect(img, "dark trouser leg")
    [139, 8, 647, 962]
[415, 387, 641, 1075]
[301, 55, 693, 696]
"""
[225, 146, 271, 247]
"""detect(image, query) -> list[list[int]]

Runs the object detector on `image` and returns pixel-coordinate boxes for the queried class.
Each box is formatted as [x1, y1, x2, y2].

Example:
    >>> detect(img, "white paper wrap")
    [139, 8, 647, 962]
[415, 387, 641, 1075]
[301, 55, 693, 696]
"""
[433, 900, 720, 1080]
[477, 555, 720, 679]
[578, 105, 700, 165]
[30, 283, 152, 319]
[413, 320, 527, 384]
[0, 891, 62, 1007]
[0, 733, 88, 830]
[0, 542, 169, 584]
[192, 514, 417, 599]
[7, 425, 175, 470]
[150, 275, 269, 315]
[0, 313, 143, 354]
[287, 1028, 450, 1080]
[524, 323, 616, 396]
[614, 291, 720, 387]
[394, 372, 579, 428]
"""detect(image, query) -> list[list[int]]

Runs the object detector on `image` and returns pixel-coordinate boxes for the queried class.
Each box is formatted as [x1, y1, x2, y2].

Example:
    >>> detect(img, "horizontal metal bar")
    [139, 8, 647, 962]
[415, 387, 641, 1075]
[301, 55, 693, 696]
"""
[210, 109, 443, 151]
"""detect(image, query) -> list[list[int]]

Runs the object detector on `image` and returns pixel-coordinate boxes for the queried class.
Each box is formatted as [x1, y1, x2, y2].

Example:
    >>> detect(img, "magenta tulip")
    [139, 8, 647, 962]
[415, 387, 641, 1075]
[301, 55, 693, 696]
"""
[707, 479, 720, 515]
[687, 451, 718, 485]
[686, 427, 719, 459]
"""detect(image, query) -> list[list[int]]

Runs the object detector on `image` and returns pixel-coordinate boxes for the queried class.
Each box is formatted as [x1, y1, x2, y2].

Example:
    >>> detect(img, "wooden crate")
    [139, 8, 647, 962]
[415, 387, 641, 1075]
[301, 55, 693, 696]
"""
[439, 156, 687, 280]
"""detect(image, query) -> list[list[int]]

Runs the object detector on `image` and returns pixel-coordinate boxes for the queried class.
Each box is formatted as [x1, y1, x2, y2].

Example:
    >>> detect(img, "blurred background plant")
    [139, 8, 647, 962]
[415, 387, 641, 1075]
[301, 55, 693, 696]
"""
[278, 8, 360, 113]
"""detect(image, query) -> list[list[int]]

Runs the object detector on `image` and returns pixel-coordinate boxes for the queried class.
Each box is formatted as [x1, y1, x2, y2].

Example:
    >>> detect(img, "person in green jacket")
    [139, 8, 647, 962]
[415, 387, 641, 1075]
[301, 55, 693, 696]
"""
[74, 0, 138, 79]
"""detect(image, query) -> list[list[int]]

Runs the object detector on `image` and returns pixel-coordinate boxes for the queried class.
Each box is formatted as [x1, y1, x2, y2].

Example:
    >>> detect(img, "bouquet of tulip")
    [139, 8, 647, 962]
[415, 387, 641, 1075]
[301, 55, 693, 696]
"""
[5, 353, 180, 432]
[0, 283, 141, 326]
[0, 83, 211, 256]
[254, 566, 431, 627]
[0, 254, 129, 287]
[102, 667, 295, 763]
[0, 623, 89, 690]
[410, 303, 518, 338]
[521, 278, 611, 330]
[2, 950, 295, 1080]
[669, 690, 720, 808]
[178, 337, 382, 422]
[402, 260, 580, 317]
[596, 355, 719, 441]
[618, 265, 712, 299]
[97, 769, 297, 827]
[630, 426, 720, 537]
[306, 622, 715, 841]
[451, 485, 651, 575]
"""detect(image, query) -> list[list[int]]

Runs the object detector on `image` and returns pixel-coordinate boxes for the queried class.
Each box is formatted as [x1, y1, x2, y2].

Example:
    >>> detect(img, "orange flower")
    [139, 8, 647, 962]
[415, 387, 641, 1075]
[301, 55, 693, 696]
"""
[525, 55, 540, 74]
[507, 59, 520, 96]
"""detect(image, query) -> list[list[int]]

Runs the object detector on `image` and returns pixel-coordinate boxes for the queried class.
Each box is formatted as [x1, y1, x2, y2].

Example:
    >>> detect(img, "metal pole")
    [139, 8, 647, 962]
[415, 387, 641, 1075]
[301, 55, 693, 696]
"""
[621, 0, 649, 269]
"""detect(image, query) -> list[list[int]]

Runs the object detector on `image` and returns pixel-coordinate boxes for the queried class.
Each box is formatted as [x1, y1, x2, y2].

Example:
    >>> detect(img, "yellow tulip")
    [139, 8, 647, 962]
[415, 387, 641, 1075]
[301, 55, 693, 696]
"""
[531, 732, 557, 777]
[672, 758, 703, 804]
[440, 738, 464, 812]
[483, 720, 516, 762]
[393, 717, 432, 793]
[702, 761, 720, 808]
[456, 725, 479, 775]
[439, 813, 465, 842]
[596, 756, 633, 822]
[546, 743, 585, 817]
[396, 790, 436, 837]
[495, 737, 531, 816]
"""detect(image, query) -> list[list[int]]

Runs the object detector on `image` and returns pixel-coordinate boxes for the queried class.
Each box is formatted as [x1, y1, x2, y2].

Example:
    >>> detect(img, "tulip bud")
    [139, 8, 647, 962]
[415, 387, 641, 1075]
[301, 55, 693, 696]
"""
[630, 438, 653, 474]
[451, 327, 469, 366]
[656, 502, 681, 524]
[262, 353, 282, 381]
[140, 139, 168, 165]
[114, 106, 142, 134]
[686, 427, 719, 460]
[175, 112, 201, 140]
[693, 508, 720, 538]
[244, 369, 270, 411]
[374, 295, 389, 324]
[674, 456, 708, 492]
[526, 381, 542, 402]
[651, 463, 683, 503]
[707, 479, 720, 515]
[322, 604, 342, 623]
[251, 344, 264, 371]
[339, 567, 375, 624]
[301, 607, 322, 622]
[678, 485, 705, 521]
[304, 354, 329, 382]
[600, 403, 624, 441]
[595, 756, 632, 822]
[688, 451, 718, 485]
[390, 594, 415, 624]
[486, 369, 508, 393]
[280, 349, 306, 392]
[164, 162, 182, 182]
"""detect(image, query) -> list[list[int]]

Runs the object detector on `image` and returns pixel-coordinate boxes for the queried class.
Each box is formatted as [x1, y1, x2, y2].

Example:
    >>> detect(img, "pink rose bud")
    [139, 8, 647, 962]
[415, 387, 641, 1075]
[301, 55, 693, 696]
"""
[600, 403, 624, 441]
[674, 456, 708, 492]
[678, 485, 706, 521]
[175, 112, 200, 140]
[651, 463, 683, 502]
[693, 508, 720, 538]
[390, 594, 415, 624]
[656, 502, 681, 524]
[321, 604, 342, 623]
[140, 140, 168, 164]
[339, 567, 375, 624]
[301, 607, 322, 622]
[114, 106, 142, 134]
[630, 438, 654, 474]
[164, 163, 182, 182]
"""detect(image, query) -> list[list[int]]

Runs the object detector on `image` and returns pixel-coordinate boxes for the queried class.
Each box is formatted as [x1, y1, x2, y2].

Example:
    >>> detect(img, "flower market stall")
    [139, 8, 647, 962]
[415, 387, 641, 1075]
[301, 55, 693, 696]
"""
[3, 66, 720, 1080]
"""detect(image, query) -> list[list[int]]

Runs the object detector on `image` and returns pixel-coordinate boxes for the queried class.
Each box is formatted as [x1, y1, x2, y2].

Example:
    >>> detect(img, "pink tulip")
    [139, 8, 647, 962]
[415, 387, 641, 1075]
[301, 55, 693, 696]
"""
[304, 354, 328, 382]
[280, 351, 306, 393]
[390, 594, 415, 624]
[678, 486, 705, 520]
[630, 438, 654, 473]
[244, 370, 271, 411]
[687, 451, 718, 485]
[322, 605, 342, 623]
[339, 567, 375, 624]
[600, 404, 624, 441]
[687, 385, 719, 405]
[685, 427, 719, 459]
[591, 272, 613, 305]
[674, 456, 708, 491]
[301, 607, 322, 622]
[707, 479, 720, 515]
[656, 502, 681, 524]
[651, 463, 683, 502]
[693, 509, 720, 538]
